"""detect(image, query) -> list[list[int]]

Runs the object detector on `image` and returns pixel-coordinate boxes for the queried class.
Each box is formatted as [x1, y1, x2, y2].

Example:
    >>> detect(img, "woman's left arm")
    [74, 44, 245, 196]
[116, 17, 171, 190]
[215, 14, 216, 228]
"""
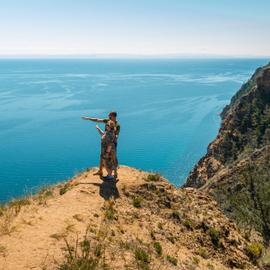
[96, 125, 104, 136]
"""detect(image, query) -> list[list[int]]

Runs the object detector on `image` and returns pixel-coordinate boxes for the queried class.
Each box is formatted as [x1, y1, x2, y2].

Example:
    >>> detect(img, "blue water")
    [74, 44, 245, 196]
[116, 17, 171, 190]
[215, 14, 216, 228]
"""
[0, 58, 268, 202]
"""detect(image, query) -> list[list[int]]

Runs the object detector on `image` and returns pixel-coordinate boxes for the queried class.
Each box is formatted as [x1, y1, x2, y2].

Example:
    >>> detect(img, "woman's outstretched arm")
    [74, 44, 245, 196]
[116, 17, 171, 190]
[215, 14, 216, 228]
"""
[81, 116, 105, 123]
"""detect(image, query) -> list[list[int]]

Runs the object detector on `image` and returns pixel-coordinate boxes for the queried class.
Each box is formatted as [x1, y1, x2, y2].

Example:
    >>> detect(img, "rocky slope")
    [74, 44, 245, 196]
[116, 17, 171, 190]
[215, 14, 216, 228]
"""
[186, 62, 270, 247]
[0, 167, 258, 270]
[186, 62, 270, 188]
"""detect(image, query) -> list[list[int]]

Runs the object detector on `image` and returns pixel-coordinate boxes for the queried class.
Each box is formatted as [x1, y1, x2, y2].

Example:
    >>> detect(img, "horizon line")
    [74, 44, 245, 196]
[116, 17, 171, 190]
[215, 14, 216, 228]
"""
[0, 53, 269, 60]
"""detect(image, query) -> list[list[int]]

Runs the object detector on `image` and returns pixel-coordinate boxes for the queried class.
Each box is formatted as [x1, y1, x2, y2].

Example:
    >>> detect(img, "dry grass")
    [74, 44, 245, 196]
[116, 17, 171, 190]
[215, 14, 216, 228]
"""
[103, 200, 117, 221]
[0, 244, 7, 255]
[8, 197, 31, 215]
[0, 196, 33, 236]
[36, 186, 54, 205]
[0, 208, 17, 236]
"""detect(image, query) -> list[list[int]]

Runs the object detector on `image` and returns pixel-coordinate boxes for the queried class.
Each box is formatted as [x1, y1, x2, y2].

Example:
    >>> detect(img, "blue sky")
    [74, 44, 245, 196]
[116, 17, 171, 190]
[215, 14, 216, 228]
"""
[0, 0, 270, 57]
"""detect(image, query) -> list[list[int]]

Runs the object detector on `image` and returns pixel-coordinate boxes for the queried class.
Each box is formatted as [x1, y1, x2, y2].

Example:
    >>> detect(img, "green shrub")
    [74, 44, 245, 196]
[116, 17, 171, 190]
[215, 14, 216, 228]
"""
[196, 247, 209, 259]
[246, 242, 263, 261]
[94, 244, 102, 257]
[59, 237, 99, 270]
[135, 248, 150, 269]
[208, 227, 220, 247]
[135, 248, 149, 263]
[192, 256, 200, 265]
[158, 222, 163, 230]
[133, 197, 142, 208]
[146, 173, 161, 182]
[59, 183, 72, 195]
[59, 257, 98, 270]
[153, 242, 162, 256]
[167, 236, 175, 244]
[183, 219, 194, 230]
[38, 186, 53, 197]
[166, 255, 177, 266]
[171, 210, 181, 221]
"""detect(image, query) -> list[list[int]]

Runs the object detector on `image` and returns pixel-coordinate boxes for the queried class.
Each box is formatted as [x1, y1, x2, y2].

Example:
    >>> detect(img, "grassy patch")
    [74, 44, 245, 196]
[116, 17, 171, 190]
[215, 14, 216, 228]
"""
[183, 219, 194, 230]
[171, 210, 181, 221]
[246, 242, 263, 261]
[166, 255, 178, 266]
[119, 240, 132, 250]
[132, 197, 142, 208]
[37, 186, 54, 204]
[8, 197, 31, 215]
[206, 263, 215, 270]
[145, 173, 162, 182]
[0, 244, 7, 255]
[208, 227, 220, 247]
[192, 256, 200, 265]
[167, 236, 176, 244]
[153, 242, 162, 256]
[104, 204, 117, 221]
[59, 183, 72, 195]
[94, 244, 102, 257]
[0, 209, 17, 236]
[196, 247, 209, 259]
[259, 253, 270, 269]
[134, 248, 150, 270]
[58, 236, 102, 270]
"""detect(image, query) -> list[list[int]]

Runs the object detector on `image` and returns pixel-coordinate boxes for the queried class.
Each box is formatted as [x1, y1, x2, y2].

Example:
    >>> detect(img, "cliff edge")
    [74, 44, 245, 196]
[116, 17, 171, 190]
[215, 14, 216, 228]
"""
[0, 167, 257, 270]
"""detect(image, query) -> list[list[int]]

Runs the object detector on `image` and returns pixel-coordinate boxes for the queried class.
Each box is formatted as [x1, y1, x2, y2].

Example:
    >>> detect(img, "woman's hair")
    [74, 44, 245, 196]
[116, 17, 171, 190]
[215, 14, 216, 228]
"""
[107, 120, 116, 129]
[109, 111, 117, 117]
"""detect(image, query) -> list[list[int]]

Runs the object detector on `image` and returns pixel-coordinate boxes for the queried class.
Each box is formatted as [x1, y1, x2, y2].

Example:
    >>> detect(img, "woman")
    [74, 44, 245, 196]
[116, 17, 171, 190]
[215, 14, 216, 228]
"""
[96, 120, 118, 180]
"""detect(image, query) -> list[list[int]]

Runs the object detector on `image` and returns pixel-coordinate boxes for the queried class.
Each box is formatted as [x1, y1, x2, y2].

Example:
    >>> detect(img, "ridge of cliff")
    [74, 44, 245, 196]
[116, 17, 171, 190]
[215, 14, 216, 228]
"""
[0, 167, 258, 270]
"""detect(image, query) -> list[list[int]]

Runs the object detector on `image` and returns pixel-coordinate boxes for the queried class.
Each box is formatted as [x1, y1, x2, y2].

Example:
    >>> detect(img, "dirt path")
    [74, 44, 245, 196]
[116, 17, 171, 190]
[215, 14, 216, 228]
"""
[0, 166, 147, 270]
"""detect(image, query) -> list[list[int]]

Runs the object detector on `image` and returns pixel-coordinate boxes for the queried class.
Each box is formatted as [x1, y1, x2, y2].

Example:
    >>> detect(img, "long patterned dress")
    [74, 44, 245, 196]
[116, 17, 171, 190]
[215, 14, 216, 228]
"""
[101, 130, 117, 170]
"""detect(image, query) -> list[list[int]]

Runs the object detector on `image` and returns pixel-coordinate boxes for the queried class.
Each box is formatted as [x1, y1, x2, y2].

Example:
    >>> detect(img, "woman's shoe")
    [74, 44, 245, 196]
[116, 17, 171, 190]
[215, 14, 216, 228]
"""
[103, 175, 114, 181]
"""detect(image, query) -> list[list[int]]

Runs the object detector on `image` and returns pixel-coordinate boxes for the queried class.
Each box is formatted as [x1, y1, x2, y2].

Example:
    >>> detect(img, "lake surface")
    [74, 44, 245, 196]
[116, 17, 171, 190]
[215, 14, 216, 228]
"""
[0, 58, 268, 202]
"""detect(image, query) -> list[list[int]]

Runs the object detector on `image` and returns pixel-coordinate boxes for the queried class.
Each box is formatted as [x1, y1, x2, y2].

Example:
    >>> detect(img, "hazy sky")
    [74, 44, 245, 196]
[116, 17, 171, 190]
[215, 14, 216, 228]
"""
[1, 0, 270, 57]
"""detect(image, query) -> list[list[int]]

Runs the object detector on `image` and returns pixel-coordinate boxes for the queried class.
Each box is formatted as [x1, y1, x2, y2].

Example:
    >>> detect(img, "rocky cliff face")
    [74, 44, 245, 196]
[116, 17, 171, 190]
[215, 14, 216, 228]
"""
[185, 62, 270, 246]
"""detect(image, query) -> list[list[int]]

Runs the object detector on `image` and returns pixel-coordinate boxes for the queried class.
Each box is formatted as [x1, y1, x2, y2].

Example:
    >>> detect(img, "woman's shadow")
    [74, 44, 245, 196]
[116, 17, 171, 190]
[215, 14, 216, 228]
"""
[90, 177, 120, 200]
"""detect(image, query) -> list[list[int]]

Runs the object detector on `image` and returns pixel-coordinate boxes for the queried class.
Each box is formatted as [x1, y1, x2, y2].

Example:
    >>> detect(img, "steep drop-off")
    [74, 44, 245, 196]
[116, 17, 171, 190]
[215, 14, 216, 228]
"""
[186, 62, 270, 245]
